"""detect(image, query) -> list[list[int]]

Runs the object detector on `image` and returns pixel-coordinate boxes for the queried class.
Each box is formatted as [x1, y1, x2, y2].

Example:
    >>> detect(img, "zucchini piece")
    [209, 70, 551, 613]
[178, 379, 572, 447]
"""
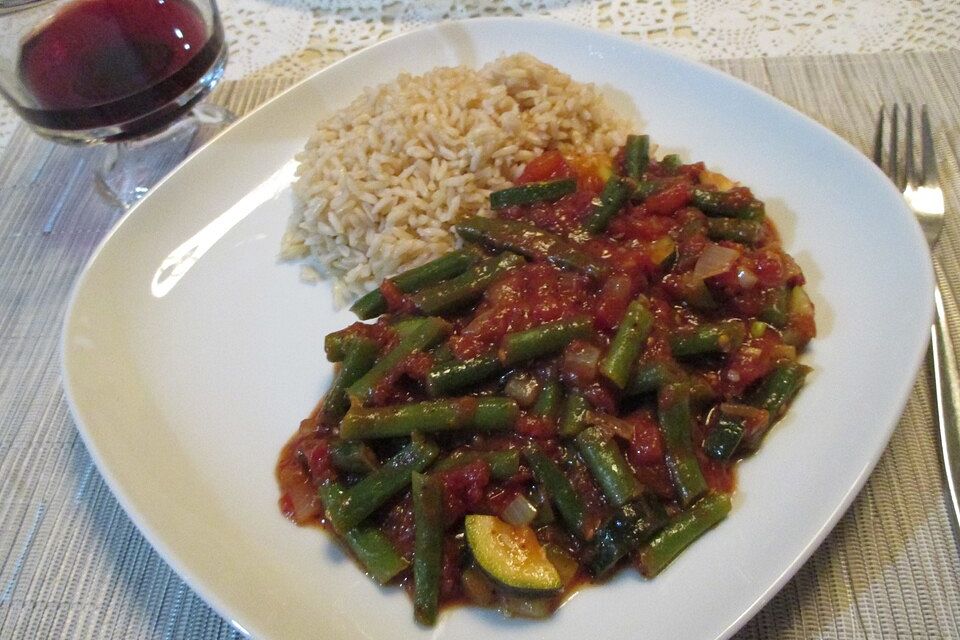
[464, 515, 562, 594]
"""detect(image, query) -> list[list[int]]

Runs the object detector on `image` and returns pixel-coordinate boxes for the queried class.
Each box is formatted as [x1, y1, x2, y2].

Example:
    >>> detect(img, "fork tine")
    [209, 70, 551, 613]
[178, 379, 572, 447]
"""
[889, 104, 900, 189]
[873, 105, 885, 168]
[921, 105, 940, 189]
[905, 105, 916, 188]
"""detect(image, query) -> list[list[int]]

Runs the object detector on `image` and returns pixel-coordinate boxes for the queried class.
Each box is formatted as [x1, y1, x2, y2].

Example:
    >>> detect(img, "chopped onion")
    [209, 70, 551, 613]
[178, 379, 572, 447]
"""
[585, 410, 635, 441]
[504, 374, 540, 408]
[736, 267, 758, 289]
[561, 341, 602, 385]
[693, 244, 739, 280]
[502, 494, 538, 526]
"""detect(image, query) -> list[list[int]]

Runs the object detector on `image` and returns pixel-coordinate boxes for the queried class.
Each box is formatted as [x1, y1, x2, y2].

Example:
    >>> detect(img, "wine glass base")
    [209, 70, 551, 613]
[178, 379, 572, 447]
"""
[95, 111, 201, 208]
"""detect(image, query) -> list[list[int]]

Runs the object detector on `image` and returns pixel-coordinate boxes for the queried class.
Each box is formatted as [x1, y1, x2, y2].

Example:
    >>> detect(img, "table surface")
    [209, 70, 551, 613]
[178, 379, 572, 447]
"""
[2, 5, 960, 639]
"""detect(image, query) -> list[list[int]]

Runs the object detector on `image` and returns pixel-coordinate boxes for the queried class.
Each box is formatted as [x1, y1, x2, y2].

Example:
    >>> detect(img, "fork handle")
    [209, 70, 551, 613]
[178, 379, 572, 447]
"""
[931, 287, 960, 542]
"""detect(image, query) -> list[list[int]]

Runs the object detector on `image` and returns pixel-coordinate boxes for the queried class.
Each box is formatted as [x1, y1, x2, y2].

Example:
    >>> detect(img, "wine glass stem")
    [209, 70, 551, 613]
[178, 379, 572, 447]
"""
[95, 104, 235, 209]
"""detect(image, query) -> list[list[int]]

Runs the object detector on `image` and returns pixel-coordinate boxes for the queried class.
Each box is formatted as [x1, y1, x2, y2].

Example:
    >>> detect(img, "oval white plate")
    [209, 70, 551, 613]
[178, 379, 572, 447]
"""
[62, 17, 933, 640]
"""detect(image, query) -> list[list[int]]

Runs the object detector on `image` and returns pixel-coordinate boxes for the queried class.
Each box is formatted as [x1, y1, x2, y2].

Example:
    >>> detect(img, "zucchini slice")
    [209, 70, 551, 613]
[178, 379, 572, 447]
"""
[464, 515, 561, 594]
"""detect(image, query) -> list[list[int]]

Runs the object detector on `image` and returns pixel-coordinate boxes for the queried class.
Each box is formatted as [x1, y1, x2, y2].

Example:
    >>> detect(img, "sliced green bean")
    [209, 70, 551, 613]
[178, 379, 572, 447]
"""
[498, 316, 593, 366]
[637, 492, 731, 577]
[669, 320, 745, 359]
[455, 216, 608, 280]
[657, 383, 707, 507]
[660, 154, 682, 174]
[524, 445, 586, 538]
[412, 472, 444, 626]
[630, 179, 663, 203]
[410, 252, 525, 315]
[425, 353, 501, 397]
[532, 378, 562, 421]
[324, 327, 358, 363]
[431, 450, 521, 480]
[599, 298, 654, 389]
[624, 134, 650, 180]
[558, 392, 591, 438]
[319, 482, 410, 584]
[759, 288, 790, 328]
[706, 218, 763, 245]
[340, 397, 519, 440]
[692, 188, 765, 220]
[325, 435, 439, 532]
[749, 361, 810, 420]
[575, 426, 642, 508]
[588, 495, 666, 577]
[625, 360, 685, 397]
[328, 439, 379, 474]
[347, 317, 450, 405]
[321, 337, 379, 425]
[703, 413, 745, 460]
[582, 175, 633, 235]
[350, 250, 479, 319]
[490, 178, 577, 209]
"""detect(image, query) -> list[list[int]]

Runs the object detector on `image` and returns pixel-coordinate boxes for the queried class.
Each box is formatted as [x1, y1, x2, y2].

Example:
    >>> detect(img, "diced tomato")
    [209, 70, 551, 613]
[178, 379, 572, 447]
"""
[379, 279, 414, 314]
[518, 149, 570, 183]
[627, 410, 665, 467]
[594, 273, 633, 331]
[436, 460, 491, 525]
[644, 182, 692, 216]
[516, 414, 557, 439]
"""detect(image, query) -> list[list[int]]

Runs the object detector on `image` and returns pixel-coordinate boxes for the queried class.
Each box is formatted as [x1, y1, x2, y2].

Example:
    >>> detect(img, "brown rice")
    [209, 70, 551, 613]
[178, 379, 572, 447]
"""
[280, 53, 630, 306]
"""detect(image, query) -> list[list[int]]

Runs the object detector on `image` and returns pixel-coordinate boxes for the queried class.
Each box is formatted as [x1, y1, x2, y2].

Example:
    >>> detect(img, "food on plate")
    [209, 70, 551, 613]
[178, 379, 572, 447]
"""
[277, 130, 816, 624]
[280, 54, 629, 305]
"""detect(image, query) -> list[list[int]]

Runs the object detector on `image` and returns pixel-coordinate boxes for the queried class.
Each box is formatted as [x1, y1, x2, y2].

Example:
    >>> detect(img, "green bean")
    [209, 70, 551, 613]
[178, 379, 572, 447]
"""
[657, 383, 707, 507]
[325, 435, 439, 532]
[624, 134, 650, 180]
[532, 378, 562, 420]
[660, 154, 682, 174]
[625, 360, 685, 397]
[637, 492, 731, 577]
[524, 444, 586, 538]
[425, 353, 501, 397]
[321, 337, 379, 426]
[323, 328, 358, 363]
[630, 179, 663, 203]
[582, 176, 633, 235]
[340, 397, 519, 440]
[587, 496, 667, 577]
[702, 413, 745, 460]
[691, 188, 765, 220]
[575, 427, 642, 508]
[412, 472, 444, 626]
[347, 317, 450, 405]
[498, 316, 593, 366]
[749, 361, 810, 420]
[455, 216, 608, 280]
[410, 252, 525, 315]
[325, 485, 404, 583]
[599, 298, 653, 389]
[489, 178, 577, 209]
[431, 450, 521, 480]
[759, 287, 790, 328]
[669, 320, 745, 359]
[350, 250, 479, 319]
[328, 439, 379, 474]
[706, 218, 763, 245]
[319, 482, 410, 584]
[558, 392, 591, 438]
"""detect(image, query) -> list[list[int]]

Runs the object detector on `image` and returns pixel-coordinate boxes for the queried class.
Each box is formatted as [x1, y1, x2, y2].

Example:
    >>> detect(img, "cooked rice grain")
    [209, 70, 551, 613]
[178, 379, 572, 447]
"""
[281, 53, 630, 306]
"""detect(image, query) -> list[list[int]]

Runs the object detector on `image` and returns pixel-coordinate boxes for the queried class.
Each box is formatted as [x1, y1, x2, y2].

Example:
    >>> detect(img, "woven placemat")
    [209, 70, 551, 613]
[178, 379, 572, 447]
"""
[1, 52, 959, 639]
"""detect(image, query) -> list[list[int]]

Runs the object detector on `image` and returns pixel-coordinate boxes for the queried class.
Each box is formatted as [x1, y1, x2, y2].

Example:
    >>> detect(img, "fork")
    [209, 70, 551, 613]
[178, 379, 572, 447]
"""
[874, 105, 960, 539]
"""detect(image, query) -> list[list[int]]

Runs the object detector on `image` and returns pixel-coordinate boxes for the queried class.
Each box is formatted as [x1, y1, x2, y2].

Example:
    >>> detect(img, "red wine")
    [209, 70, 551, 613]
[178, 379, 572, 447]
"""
[15, 0, 224, 138]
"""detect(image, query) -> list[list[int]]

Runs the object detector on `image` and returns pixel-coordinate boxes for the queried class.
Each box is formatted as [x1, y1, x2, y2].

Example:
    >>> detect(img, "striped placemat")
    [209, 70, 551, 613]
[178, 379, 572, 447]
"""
[1, 51, 959, 639]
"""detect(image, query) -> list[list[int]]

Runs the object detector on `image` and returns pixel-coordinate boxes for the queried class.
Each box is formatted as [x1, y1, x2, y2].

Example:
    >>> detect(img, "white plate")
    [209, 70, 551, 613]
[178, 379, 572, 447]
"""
[62, 17, 934, 640]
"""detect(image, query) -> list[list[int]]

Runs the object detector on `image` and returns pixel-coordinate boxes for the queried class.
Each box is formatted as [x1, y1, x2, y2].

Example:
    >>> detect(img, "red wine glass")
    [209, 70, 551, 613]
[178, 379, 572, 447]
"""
[0, 0, 229, 207]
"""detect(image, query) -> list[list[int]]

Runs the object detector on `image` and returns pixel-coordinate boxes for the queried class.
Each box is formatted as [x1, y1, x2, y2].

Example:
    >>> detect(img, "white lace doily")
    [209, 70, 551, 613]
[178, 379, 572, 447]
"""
[2, 0, 958, 151]
[221, 0, 960, 81]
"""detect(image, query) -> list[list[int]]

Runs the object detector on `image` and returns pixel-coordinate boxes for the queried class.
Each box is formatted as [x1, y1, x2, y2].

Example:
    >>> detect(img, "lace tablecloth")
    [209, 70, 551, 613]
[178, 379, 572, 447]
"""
[0, 0, 959, 148]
